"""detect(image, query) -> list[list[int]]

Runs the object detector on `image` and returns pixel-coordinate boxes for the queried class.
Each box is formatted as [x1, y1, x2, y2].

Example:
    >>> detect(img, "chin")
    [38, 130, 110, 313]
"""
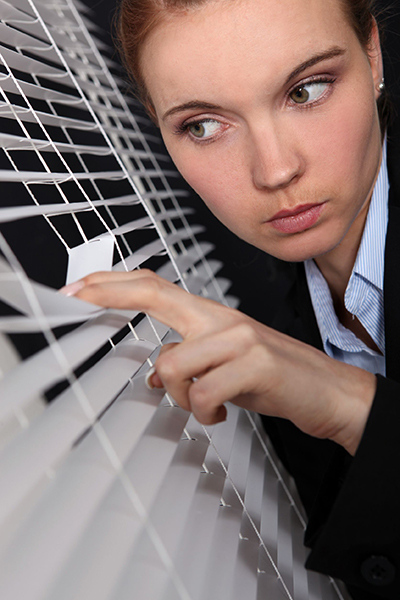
[258, 230, 340, 263]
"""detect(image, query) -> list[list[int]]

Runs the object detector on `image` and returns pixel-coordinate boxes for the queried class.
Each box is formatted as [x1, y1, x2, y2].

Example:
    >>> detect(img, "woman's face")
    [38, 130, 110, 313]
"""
[141, 0, 383, 262]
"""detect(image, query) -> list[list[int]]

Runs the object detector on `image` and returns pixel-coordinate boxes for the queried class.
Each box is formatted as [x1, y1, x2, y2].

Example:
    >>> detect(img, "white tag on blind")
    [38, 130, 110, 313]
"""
[66, 236, 115, 285]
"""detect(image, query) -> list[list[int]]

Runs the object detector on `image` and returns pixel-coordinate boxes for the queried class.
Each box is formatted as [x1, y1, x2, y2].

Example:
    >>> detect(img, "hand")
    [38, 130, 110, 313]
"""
[61, 270, 377, 455]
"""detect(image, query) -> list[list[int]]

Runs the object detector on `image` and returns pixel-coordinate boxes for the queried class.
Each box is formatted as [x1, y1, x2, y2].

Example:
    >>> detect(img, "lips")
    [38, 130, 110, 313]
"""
[268, 202, 325, 234]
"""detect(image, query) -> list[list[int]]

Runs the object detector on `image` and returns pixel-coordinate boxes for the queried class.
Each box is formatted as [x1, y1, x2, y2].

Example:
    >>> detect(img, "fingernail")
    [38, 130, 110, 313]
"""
[145, 366, 157, 390]
[59, 280, 84, 297]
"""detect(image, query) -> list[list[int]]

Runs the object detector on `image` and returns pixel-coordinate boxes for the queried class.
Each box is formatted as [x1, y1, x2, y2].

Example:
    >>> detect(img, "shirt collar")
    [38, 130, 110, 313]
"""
[304, 140, 389, 355]
[350, 139, 389, 292]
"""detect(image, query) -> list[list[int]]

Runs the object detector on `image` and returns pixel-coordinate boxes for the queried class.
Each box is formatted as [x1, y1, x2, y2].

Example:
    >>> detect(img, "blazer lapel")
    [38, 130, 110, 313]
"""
[384, 117, 400, 382]
[272, 262, 323, 350]
[293, 263, 324, 349]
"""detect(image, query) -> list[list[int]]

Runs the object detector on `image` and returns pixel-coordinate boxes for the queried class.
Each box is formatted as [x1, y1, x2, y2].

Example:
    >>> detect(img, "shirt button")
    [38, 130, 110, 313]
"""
[360, 556, 396, 586]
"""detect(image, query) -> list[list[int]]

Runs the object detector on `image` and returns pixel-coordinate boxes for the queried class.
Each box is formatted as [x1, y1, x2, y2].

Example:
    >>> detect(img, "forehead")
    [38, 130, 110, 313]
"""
[141, 0, 355, 110]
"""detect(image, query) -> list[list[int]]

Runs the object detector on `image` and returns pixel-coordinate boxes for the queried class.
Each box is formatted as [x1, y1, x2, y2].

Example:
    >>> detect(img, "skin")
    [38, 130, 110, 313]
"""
[61, 0, 384, 455]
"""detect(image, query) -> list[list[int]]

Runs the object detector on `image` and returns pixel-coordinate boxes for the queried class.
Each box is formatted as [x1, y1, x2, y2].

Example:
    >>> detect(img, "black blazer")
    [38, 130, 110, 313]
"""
[261, 114, 400, 599]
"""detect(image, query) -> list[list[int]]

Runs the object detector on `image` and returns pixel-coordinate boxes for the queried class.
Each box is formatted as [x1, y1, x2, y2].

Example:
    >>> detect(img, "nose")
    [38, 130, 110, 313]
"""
[250, 123, 304, 191]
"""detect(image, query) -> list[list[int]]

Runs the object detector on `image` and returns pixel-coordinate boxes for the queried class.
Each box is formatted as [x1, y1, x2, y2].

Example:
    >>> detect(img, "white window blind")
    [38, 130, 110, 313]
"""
[0, 1, 351, 599]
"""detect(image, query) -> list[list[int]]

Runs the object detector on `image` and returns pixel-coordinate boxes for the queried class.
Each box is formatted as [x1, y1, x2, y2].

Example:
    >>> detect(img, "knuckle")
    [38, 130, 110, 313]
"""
[198, 414, 216, 426]
[81, 273, 99, 286]
[189, 383, 213, 412]
[138, 268, 156, 278]
[190, 385, 221, 426]
[156, 353, 180, 382]
[135, 277, 163, 313]
[233, 322, 260, 346]
[80, 272, 112, 291]
[139, 270, 165, 291]
[158, 342, 179, 356]
[140, 275, 164, 305]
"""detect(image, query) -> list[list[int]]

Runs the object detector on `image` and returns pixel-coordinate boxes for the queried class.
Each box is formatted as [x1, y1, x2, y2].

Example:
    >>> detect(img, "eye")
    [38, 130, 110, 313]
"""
[289, 80, 331, 105]
[187, 119, 222, 138]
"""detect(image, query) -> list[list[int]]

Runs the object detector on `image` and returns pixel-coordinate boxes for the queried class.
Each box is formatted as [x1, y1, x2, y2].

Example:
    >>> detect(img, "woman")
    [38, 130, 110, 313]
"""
[60, 0, 400, 597]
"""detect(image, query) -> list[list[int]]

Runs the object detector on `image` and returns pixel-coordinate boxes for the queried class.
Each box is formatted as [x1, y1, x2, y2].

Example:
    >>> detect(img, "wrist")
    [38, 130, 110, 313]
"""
[330, 367, 377, 456]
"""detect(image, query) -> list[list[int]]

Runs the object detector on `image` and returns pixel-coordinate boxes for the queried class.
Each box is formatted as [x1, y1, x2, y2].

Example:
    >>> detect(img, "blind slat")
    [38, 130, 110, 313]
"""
[0, 311, 137, 413]
[0, 340, 156, 534]
[184, 265, 223, 296]
[290, 508, 310, 600]
[0, 100, 161, 142]
[0, 132, 109, 154]
[58, 52, 123, 89]
[129, 435, 210, 559]
[43, 506, 145, 600]
[204, 402, 241, 471]
[0, 0, 38, 24]
[0, 44, 67, 78]
[0, 0, 108, 51]
[276, 485, 295, 597]
[224, 295, 240, 309]
[0, 73, 84, 105]
[0, 102, 97, 130]
[95, 207, 193, 240]
[220, 409, 254, 500]
[113, 227, 205, 273]
[242, 434, 267, 533]
[203, 277, 231, 297]
[198, 502, 244, 600]
[156, 243, 215, 282]
[0, 166, 179, 183]
[260, 460, 280, 565]
[27, 3, 78, 29]
[0, 132, 167, 157]
[0, 22, 50, 51]
[0, 197, 190, 224]
[183, 260, 224, 296]
[0, 402, 190, 600]
[0, 257, 103, 318]
[0, 196, 139, 223]
[160, 470, 226, 600]
[0, 169, 123, 182]
[229, 532, 260, 600]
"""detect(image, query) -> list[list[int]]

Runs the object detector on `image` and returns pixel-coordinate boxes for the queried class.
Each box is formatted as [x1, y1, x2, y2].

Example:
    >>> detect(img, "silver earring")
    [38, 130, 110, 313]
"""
[378, 80, 385, 92]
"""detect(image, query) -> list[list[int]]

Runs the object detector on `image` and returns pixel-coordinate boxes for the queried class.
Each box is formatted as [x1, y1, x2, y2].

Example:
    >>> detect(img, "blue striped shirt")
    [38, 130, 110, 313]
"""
[304, 143, 389, 376]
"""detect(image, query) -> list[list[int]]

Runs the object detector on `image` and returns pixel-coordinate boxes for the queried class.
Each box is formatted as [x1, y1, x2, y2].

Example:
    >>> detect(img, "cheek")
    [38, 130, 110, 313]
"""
[309, 94, 379, 187]
[168, 147, 245, 223]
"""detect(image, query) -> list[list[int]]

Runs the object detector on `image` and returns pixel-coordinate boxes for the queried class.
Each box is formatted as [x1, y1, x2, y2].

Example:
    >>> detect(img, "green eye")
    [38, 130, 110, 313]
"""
[189, 123, 206, 137]
[187, 119, 222, 140]
[289, 81, 332, 105]
[290, 86, 310, 104]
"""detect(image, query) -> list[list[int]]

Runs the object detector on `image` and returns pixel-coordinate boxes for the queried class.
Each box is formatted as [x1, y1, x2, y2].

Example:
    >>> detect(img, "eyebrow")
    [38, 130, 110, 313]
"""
[285, 46, 346, 84]
[162, 46, 346, 122]
[162, 101, 224, 122]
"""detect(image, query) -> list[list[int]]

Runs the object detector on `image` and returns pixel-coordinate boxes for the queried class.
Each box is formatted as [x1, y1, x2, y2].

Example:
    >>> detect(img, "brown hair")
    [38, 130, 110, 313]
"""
[115, 0, 391, 130]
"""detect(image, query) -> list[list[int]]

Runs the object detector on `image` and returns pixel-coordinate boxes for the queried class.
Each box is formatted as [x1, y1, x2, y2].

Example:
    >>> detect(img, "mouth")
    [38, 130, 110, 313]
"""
[268, 202, 326, 234]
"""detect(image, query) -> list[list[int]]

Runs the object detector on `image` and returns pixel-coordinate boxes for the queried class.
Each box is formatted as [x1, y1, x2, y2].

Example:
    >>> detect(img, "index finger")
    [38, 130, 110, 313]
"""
[61, 269, 231, 339]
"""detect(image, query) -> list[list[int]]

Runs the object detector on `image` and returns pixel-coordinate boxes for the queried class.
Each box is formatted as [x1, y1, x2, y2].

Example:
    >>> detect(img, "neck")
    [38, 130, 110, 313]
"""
[314, 219, 364, 307]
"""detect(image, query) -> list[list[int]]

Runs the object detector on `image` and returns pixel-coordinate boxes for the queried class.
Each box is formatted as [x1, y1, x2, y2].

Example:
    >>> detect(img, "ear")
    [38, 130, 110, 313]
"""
[367, 18, 384, 100]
